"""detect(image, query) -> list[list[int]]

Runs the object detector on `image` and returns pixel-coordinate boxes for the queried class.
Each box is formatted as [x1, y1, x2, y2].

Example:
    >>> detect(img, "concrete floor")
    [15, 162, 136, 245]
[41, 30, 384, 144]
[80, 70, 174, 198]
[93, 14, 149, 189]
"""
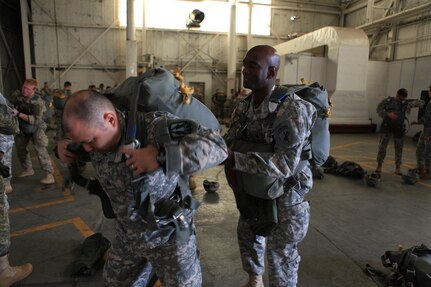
[6, 131, 431, 286]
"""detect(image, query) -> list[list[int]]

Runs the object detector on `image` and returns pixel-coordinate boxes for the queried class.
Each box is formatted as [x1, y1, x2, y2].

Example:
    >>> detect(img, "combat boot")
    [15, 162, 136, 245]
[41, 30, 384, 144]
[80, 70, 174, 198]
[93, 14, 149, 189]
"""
[241, 273, 264, 287]
[4, 182, 12, 194]
[14, 168, 34, 178]
[40, 173, 55, 185]
[394, 166, 402, 175]
[0, 255, 33, 287]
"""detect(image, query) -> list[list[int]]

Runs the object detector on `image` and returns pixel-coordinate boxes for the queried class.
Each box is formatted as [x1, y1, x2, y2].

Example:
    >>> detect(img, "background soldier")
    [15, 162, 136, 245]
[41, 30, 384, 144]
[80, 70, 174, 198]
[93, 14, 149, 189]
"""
[224, 45, 316, 287]
[212, 89, 226, 119]
[375, 88, 409, 175]
[10, 79, 55, 184]
[40, 81, 54, 129]
[58, 90, 227, 287]
[63, 81, 72, 96]
[413, 85, 431, 179]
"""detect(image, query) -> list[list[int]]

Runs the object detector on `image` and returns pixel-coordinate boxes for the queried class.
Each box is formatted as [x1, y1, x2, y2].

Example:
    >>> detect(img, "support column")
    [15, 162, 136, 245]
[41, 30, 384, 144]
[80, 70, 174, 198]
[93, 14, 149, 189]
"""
[247, 0, 252, 50]
[227, 0, 237, 99]
[366, 0, 374, 23]
[126, 0, 137, 77]
[141, 0, 147, 65]
[20, 0, 32, 79]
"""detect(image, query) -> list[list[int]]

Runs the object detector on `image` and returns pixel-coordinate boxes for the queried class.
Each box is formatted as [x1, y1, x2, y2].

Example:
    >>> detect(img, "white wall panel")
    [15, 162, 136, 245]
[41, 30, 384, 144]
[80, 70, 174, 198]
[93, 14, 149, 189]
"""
[297, 55, 312, 83]
[396, 25, 420, 60]
[282, 56, 299, 84]
[366, 61, 388, 130]
[310, 57, 327, 85]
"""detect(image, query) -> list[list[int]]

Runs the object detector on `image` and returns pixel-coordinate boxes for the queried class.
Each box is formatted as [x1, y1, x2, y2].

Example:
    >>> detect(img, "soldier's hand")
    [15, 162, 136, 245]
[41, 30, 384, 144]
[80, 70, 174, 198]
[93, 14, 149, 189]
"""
[57, 139, 77, 164]
[121, 145, 160, 176]
[387, 112, 398, 120]
[10, 108, 19, 117]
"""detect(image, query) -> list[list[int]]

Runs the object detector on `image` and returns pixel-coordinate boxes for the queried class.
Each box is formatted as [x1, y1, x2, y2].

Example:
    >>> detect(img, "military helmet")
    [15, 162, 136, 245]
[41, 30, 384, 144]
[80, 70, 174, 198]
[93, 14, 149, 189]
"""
[365, 172, 381, 187]
[203, 180, 219, 193]
[402, 169, 419, 185]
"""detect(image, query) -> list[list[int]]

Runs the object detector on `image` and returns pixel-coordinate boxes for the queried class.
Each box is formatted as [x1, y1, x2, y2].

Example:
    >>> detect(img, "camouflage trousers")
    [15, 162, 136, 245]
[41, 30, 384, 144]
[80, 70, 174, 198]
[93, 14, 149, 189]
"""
[0, 177, 10, 257]
[15, 128, 53, 174]
[377, 132, 404, 166]
[237, 191, 310, 287]
[416, 131, 431, 169]
[0, 135, 13, 183]
[104, 225, 202, 287]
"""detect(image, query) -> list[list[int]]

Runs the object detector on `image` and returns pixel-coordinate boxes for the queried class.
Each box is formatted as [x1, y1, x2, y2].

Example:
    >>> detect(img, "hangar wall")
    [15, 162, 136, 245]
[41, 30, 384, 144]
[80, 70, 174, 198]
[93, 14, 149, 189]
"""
[28, 0, 340, 106]
[10, 0, 431, 124]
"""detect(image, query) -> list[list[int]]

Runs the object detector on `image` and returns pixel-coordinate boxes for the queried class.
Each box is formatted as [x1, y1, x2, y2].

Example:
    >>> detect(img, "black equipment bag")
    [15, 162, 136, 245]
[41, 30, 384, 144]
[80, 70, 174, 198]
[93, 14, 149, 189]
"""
[364, 244, 431, 287]
[382, 244, 431, 287]
[336, 161, 366, 179]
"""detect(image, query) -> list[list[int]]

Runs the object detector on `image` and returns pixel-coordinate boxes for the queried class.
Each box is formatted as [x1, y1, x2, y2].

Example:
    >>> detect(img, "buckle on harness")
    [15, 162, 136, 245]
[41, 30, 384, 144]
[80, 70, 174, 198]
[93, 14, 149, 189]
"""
[172, 209, 189, 230]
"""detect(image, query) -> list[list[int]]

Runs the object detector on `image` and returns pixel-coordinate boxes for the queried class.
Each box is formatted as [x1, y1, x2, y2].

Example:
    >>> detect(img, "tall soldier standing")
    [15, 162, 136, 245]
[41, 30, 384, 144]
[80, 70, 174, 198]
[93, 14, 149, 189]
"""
[10, 79, 55, 184]
[59, 90, 227, 287]
[224, 45, 316, 287]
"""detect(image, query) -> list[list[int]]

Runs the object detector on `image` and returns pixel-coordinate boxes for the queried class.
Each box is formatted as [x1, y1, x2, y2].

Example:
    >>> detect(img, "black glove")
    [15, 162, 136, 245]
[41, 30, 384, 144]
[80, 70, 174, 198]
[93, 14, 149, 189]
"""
[87, 179, 116, 219]
[68, 162, 116, 219]
[0, 162, 10, 178]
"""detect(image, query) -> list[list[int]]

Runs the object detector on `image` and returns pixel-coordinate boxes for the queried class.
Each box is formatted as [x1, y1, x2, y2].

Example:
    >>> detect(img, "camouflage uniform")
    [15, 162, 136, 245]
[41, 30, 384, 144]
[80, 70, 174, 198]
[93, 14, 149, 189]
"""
[224, 89, 316, 287]
[212, 91, 226, 118]
[416, 100, 431, 169]
[12, 92, 53, 175]
[376, 97, 408, 167]
[0, 175, 10, 257]
[0, 95, 14, 256]
[40, 87, 54, 125]
[91, 111, 226, 287]
[0, 134, 14, 185]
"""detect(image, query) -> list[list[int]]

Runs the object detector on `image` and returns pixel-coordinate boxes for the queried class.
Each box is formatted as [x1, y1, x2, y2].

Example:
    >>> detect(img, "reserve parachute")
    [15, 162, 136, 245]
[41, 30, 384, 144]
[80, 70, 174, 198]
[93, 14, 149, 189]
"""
[275, 82, 331, 167]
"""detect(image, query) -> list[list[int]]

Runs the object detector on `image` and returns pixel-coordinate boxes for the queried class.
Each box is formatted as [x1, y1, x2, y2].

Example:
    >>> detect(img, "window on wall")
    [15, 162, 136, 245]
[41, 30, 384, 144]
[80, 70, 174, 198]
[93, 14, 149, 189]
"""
[119, 0, 271, 36]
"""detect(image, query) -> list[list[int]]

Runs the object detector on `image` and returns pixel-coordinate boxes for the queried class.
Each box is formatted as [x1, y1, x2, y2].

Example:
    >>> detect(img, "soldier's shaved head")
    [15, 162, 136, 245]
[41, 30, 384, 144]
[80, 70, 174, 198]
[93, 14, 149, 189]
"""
[247, 45, 280, 71]
[242, 45, 280, 94]
[62, 90, 115, 134]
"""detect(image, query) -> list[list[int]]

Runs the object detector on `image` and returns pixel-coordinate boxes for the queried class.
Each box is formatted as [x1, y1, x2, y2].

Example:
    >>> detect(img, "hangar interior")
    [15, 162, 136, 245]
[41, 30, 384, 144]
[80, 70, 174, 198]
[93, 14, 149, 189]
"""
[1, 0, 431, 286]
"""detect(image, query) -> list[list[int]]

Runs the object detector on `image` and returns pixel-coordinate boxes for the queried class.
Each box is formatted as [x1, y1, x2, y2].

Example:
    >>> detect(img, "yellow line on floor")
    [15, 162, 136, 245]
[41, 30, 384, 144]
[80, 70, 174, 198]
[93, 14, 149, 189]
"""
[330, 141, 368, 150]
[9, 195, 75, 214]
[417, 181, 431, 188]
[10, 216, 94, 238]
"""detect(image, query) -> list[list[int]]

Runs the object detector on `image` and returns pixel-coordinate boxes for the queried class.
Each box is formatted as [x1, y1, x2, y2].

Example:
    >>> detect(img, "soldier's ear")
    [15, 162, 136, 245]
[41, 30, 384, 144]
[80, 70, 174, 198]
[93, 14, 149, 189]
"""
[103, 112, 117, 128]
[267, 66, 277, 79]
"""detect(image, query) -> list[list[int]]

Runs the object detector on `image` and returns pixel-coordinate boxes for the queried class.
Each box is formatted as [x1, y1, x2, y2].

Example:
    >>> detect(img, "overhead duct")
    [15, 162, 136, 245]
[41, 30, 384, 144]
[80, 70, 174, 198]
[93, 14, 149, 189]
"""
[274, 26, 370, 128]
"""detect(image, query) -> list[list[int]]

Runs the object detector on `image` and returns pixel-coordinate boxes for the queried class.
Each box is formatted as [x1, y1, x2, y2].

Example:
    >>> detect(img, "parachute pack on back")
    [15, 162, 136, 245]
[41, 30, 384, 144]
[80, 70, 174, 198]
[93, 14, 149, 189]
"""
[272, 83, 331, 167]
[105, 67, 220, 131]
